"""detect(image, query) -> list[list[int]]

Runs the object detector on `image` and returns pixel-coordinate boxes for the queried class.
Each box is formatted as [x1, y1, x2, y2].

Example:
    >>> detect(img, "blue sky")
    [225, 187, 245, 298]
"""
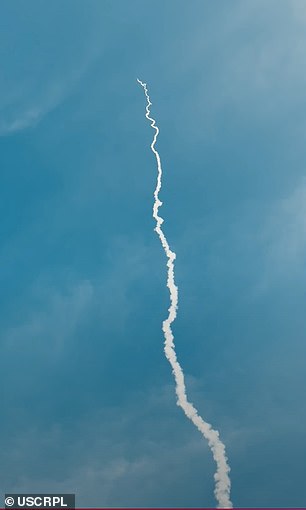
[1, 0, 306, 507]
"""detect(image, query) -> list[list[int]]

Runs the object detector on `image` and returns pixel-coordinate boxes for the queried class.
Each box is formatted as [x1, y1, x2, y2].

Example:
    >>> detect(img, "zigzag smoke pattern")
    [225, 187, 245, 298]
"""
[137, 78, 233, 509]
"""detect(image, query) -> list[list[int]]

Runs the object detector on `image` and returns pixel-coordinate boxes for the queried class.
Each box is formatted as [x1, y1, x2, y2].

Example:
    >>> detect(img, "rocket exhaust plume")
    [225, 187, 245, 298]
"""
[137, 79, 233, 509]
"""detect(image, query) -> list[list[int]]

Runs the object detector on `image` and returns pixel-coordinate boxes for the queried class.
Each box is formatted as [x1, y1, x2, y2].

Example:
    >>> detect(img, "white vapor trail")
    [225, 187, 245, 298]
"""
[137, 78, 233, 509]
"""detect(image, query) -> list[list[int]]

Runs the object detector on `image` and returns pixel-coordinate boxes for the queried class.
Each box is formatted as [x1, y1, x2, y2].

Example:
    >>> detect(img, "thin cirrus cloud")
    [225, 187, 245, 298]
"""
[0, 56, 97, 137]
[0, 108, 44, 136]
[1, 382, 215, 508]
[255, 176, 306, 291]
[159, 0, 306, 144]
[2, 279, 94, 362]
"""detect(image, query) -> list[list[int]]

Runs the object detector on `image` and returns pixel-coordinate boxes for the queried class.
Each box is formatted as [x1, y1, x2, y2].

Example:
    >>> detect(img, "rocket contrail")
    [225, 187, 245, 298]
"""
[137, 78, 232, 509]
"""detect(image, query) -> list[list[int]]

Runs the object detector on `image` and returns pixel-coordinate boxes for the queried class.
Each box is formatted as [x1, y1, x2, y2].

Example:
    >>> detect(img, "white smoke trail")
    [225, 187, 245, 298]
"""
[137, 78, 233, 509]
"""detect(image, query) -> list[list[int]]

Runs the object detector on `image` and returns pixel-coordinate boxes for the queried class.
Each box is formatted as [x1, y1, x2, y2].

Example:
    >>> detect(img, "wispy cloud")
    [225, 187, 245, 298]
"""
[157, 0, 306, 146]
[0, 108, 48, 136]
[255, 176, 306, 292]
[2, 279, 94, 358]
[0, 38, 102, 137]
[1, 384, 215, 507]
